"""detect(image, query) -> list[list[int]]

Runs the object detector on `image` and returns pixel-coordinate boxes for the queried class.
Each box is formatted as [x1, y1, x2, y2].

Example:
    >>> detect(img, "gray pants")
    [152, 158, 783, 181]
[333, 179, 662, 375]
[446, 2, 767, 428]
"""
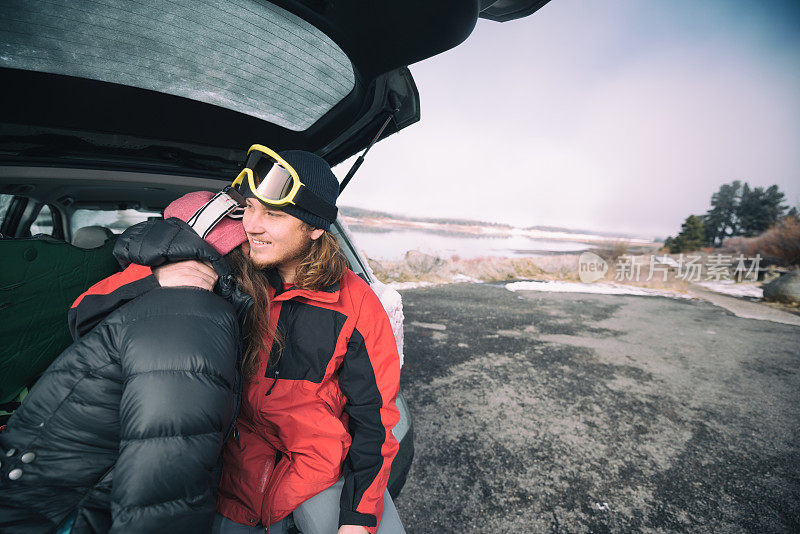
[212, 478, 405, 534]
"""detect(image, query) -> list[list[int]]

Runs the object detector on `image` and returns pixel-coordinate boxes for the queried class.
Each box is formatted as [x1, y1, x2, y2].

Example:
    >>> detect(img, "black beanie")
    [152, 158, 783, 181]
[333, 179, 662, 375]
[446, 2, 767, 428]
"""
[277, 150, 339, 231]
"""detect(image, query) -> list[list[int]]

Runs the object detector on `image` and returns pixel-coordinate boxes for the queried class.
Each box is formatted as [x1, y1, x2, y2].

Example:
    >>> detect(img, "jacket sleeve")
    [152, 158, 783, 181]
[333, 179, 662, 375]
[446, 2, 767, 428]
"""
[337, 288, 401, 533]
[109, 289, 239, 534]
[68, 264, 157, 340]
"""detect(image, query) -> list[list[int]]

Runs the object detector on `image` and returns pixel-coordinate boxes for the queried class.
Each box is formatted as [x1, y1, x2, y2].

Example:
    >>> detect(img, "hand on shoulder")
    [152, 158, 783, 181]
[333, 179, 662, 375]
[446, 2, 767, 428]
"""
[153, 260, 218, 291]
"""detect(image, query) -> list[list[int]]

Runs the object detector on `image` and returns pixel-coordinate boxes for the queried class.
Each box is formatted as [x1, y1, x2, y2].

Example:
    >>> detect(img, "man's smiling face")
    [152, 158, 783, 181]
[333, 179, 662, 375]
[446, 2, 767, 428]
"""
[242, 198, 323, 279]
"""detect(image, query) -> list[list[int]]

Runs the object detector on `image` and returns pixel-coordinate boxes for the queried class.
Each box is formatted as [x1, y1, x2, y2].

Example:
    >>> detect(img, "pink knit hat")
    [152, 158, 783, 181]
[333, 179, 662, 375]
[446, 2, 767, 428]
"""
[164, 191, 247, 255]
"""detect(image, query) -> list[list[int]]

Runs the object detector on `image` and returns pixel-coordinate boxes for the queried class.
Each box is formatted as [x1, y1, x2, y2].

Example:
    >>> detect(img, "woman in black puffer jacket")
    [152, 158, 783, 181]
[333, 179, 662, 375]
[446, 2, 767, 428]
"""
[0, 191, 254, 534]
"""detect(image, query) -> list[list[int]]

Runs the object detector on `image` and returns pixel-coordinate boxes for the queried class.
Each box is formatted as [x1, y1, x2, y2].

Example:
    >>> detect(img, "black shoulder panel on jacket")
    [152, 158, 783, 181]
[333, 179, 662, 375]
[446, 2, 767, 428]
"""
[269, 301, 347, 383]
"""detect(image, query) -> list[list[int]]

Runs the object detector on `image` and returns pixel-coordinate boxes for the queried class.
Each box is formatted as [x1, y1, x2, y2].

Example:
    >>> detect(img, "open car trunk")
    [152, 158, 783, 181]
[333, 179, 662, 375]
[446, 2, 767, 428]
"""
[0, 0, 550, 176]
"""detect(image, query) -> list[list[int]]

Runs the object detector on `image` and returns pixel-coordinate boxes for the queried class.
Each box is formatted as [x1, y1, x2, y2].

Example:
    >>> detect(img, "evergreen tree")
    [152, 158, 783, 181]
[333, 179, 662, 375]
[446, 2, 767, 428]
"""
[738, 184, 787, 236]
[703, 180, 741, 246]
[763, 185, 788, 224]
[669, 215, 706, 253]
[702, 181, 788, 245]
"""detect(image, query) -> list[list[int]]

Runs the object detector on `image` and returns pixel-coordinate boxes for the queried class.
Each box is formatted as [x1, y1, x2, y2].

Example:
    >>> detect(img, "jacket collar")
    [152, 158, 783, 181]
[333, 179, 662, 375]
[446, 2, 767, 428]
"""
[265, 268, 341, 304]
[115, 218, 229, 276]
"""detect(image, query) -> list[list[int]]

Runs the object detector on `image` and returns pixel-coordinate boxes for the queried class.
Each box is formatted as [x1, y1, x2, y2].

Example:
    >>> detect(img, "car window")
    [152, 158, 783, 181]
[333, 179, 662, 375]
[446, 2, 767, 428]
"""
[71, 208, 161, 235]
[332, 221, 372, 283]
[29, 204, 55, 236]
[0, 194, 13, 226]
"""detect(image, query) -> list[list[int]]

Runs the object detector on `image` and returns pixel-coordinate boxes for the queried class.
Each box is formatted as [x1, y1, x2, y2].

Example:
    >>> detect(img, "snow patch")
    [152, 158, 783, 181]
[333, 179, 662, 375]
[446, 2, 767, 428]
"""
[387, 281, 437, 290]
[409, 321, 447, 331]
[654, 255, 680, 268]
[452, 273, 482, 283]
[386, 273, 481, 291]
[505, 280, 694, 299]
[694, 280, 763, 299]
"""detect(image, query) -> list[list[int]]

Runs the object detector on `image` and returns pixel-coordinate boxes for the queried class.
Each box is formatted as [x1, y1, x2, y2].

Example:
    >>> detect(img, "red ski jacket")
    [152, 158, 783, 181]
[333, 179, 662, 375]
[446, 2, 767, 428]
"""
[217, 268, 400, 533]
[69, 265, 401, 533]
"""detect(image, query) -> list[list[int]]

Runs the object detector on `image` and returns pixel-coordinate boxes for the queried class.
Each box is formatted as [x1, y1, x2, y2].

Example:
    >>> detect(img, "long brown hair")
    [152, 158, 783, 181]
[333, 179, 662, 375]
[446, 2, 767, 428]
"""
[293, 228, 349, 291]
[226, 247, 282, 378]
[224, 229, 347, 377]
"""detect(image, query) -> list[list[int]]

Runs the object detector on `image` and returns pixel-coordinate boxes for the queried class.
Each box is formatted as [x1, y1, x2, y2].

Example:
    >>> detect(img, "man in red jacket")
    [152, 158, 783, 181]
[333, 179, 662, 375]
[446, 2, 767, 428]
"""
[156, 148, 405, 534]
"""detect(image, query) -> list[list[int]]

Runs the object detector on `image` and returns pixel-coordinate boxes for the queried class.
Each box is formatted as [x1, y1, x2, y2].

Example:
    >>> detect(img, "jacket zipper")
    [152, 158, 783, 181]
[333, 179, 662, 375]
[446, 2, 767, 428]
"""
[262, 452, 292, 529]
[264, 370, 280, 396]
[223, 337, 246, 443]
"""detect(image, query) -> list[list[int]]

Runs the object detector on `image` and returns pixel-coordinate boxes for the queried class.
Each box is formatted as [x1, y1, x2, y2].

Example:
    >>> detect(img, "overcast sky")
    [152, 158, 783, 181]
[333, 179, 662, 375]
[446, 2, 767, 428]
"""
[334, 0, 800, 239]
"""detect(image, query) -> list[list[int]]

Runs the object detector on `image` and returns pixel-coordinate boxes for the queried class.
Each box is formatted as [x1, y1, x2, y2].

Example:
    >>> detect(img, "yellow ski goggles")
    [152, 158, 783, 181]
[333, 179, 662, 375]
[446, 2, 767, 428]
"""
[231, 144, 337, 224]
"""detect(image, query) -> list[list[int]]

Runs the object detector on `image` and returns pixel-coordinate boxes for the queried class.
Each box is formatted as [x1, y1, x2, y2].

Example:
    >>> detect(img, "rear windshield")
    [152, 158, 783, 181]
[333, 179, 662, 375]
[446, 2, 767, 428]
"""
[0, 1, 354, 131]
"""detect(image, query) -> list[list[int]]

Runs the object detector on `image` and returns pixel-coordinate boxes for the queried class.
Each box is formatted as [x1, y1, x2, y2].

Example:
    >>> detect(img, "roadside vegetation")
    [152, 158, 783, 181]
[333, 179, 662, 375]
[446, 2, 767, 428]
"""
[664, 180, 799, 265]
[723, 215, 800, 267]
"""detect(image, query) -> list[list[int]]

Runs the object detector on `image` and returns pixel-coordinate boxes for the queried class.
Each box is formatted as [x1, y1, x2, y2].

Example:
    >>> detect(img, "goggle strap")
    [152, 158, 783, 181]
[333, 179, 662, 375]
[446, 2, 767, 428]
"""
[293, 186, 338, 224]
[224, 187, 246, 219]
[185, 190, 244, 239]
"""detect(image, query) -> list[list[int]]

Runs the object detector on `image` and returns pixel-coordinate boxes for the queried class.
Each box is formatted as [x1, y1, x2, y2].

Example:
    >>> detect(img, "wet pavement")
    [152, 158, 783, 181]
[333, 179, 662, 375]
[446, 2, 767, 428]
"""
[392, 283, 800, 533]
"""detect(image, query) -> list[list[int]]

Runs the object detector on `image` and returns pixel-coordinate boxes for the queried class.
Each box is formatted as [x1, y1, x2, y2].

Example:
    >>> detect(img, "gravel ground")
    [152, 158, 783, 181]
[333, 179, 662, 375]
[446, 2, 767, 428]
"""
[392, 283, 800, 533]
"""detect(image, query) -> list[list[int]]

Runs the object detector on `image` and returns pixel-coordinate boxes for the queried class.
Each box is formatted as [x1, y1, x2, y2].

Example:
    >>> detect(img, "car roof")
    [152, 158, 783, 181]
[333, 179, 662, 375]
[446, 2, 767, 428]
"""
[0, 0, 551, 180]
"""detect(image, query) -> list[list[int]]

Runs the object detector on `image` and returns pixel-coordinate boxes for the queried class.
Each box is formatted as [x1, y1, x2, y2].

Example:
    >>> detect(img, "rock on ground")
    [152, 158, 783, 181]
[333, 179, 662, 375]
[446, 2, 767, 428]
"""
[762, 270, 800, 304]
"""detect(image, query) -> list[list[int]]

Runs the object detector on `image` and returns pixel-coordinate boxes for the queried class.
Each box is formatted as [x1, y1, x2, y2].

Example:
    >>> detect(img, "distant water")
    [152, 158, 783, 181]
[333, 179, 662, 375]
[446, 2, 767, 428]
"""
[348, 228, 594, 260]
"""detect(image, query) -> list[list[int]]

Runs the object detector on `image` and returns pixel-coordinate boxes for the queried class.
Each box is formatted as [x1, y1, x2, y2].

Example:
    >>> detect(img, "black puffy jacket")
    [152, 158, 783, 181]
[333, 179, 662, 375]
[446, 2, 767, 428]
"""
[0, 219, 250, 534]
